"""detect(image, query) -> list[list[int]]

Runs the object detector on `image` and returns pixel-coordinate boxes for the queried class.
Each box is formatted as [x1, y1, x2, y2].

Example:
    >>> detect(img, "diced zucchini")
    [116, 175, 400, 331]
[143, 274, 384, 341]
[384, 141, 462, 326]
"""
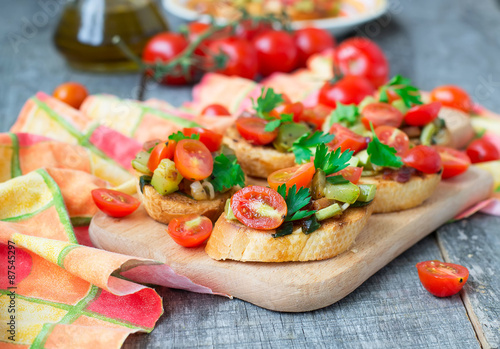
[355, 149, 375, 170]
[151, 159, 183, 195]
[391, 99, 409, 115]
[361, 170, 380, 177]
[311, 169, 326, 199]
[315, 203, 342, 221]
[349, 123, 367, 136]
[324, 182, 360, 204]
[358, 96, 377, 112]
[347, 156, 359, 167]
[132, 151, 152, 175]
[273, 122, 310, 152]
[420, 122, 437, 146]
[357, 184, 376, 202]
[224, 199, 237, 221]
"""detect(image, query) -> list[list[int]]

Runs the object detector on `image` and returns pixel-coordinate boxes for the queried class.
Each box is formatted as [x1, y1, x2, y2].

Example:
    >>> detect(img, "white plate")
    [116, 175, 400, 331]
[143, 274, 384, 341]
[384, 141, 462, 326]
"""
[163, 0, 388, 37]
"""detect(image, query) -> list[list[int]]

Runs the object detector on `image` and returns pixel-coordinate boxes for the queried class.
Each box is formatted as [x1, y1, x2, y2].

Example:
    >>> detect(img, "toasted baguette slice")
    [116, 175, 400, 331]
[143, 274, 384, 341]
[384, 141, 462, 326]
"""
[140, 184, 234, 224]
[223, 126, 295, 178]
[358, 172, 441, 213]
[205, 204, 373, 262]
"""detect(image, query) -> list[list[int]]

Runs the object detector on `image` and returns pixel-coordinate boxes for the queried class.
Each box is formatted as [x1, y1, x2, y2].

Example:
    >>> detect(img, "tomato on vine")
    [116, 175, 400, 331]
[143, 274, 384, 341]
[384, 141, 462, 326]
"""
[294, 27, 335, 67]
[253, 30, 298, 76]
[207, 37, 259, 79]
[319, 76, 375, 108]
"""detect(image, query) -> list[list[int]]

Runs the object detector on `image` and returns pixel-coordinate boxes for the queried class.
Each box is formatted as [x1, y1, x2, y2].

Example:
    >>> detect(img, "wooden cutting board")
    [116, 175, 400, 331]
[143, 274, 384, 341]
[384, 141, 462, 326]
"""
[89, 167, 492, 312]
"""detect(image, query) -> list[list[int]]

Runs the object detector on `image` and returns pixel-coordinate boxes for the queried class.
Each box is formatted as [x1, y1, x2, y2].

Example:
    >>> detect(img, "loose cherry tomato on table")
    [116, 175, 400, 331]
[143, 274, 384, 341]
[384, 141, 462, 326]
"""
[294, 27, 335, 67]
[147, 141, 176, 172]
[207, 37, 259, 80]
[430, 85, 472, 113]
[253, 30, 298, 76]
[433, 146, 471, 179]
[402, 145, 442, 174]
[361, 102, 404, 129]
[329, 123, 368, 154]
[231, 186, 287, 230]
[298, 105, 332, 129]
[174, 139, 213, 181]
[269, 101, 304, 121]
[404, 102, 442, 126]
[236, 19, 273, 41]
[375, 126, 410, 155]
[201, 104, 231, 117]
[167, 214, 213, 247]
[91, 189, 140, 218]
[53, 82, 88, 109]
[416, 260, 469, 297]
[183, 127, 223, 152]
[329, 166, 363, 184]
[267, 162, 315, 192]
[318, 76, 375, 108]
[466, 138, 500, 163]
[334, 37, 389, 88]
[236, 117, 278, 145]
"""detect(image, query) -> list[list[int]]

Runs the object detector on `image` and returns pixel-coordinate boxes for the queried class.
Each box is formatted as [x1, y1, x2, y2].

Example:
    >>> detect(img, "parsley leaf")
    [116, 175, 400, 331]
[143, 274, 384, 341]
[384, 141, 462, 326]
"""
[168, 131, 200, 142]
[291, 131, 335, 164]
[313, 143, 353, 176]
[139, 175, 152, 193]
[209, 154, 245, 192]
[330, 102, 359, 127]
[302, 215, 321, 235]
[264, 113, 293, 132]
[366, 123, 404, 168]
[252, 87, 284, 119]
[326, 175, 349, 185]
[379, 75, 423, 107]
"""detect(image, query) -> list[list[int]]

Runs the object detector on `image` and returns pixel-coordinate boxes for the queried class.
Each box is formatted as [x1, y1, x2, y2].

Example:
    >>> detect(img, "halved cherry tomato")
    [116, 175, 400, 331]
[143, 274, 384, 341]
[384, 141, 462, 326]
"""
[183, 127, 223, 152]
[231, 186, 287, 230]
[294, 27, 335, 67]
[434, 146, 471, 179]
[53, 82, 88, 109]
[167, 214, 213, 247]
[147, 141, 176, 172]
[269, 102, 304, 121]
[402, 145, 442, 174]
[298, 105, 332, 130]
[319, 75, 376, 108]
[329, 123, 368, 154]
[174, 139, 213, 181]
[268, 162, 315, 192]
[201, 104, 231, 117]
[430, 85, 472, 113]
[329, 166, 363, 184]
[466, 138, 500, 164]
[375, 126, 410, 155]
[404, 102, 442, 126]
[91, 189, 140, 218]
[361, 102, 404, 129]
[236, 117, 278, 145]
[416, 260, 469, 297]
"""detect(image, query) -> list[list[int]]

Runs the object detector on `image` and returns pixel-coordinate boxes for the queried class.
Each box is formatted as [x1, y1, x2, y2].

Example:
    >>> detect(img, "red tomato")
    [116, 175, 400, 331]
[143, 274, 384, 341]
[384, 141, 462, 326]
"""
[236, 117, 278, 145]
[236, 19, 273, 41]
[318, 75, 376, 108]
[299, 105, 332, 129]
[416, 260, 469, 297]
[329, 123, 368, 154]
[267, 162, 315, 192]
[231, 186, 287, 230]
[253, 30, 298, 76]
[91, 189, 140, 218]
[404, 102, 442, 126]
[207, 37, 259, 80]
[143, 33, 192, 85]
[147, 141, 175, 172]
[466, 138, 500, 163]
[167, 214, 213, 247]
[186, 22, 212, 57]
[402, 145, 442, 174]
[329, 166, 363, 184]
[375, 126, 410, 155]
[183, 127, 223, 152]
[434, 146, 471, 179]
[294, 27, 335, 67]
[361, 102, 404, 129]
[201, 104, 231, 117]
[269, 102, 304, 121]
[174, 139, 213, 181]
[334, 37, 389, 88]
[53, 82, 88, 109]
[430, 85, 472, 113]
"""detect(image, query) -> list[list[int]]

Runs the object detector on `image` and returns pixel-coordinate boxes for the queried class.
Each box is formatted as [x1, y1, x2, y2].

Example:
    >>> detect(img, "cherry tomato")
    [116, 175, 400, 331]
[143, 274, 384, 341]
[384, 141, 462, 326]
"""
[186, 22, 212, 57]
[416, 260, 469, 297]
[294, 27, 335, 67]
[253, 30, 298, 76]
[404, 102, 442, 126]
[434, 146, 471, 179]
[361, 102, 404, 129]
[318, 76, 375, 108]
[298, 105, 332, 129]
[53, 82, 88, 109]
[267, 162, 315, 192]
[142, 32, 192, 85]
[167, 214, 213, 247]
[430, 85, 472, 113]
[269, 102, 304, 121]
[201, 104, 231, 117]
[236, 19, 273, 41]
[236, 117, 278, 145]
[375, 126, 410, 155]
[329, 166, 363, 184]
[91, 189, 140, 218]
[231, 186, 287, 230]
[147, 141, 176, 172]
[183, 127, 223, 152]
[402, 145, 442, 174]
[174, 139, 213, 181]
[329, 123, 368, 154]
[334, 37, 389, 88]
[207, 37, 259, 80]
[466, 138, 500, 163]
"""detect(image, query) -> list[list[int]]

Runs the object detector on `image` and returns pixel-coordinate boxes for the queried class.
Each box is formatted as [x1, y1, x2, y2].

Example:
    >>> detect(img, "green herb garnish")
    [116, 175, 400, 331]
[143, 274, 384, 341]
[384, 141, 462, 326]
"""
[330, 102, 359, 127]
[139, 175, 152, 193]
[291, 131, 335, 164]
[313, 143, 353, 176]
[264, 113, 293, 132]
[252, 87, 284, 119]
[168, 131, 200, 142]
[366, 123, 404, 168]
[379, 75, 423, 107]
[209, 154, 245, 192]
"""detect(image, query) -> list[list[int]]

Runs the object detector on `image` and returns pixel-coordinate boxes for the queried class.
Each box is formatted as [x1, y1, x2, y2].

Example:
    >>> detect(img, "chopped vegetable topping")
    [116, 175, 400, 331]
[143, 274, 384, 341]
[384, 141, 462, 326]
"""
[291, 131, 335, 164]
[326, 175, 349, 185]
[168, 131, 200, 142]
[264, 113, 293, 132]
[313, 143, 353, 176]
[379, 75, 423, 107]
[366, 123, 404, 168]
[252, 87, 285, 119]
[330, 102, 359, 127]
[209, 153, 245, 192]
[139, 175, 152, 193]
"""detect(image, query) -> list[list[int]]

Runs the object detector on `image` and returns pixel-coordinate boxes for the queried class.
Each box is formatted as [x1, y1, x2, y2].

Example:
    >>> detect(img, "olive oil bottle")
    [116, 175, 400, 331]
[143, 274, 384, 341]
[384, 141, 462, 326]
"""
[54, 0, 168, 72]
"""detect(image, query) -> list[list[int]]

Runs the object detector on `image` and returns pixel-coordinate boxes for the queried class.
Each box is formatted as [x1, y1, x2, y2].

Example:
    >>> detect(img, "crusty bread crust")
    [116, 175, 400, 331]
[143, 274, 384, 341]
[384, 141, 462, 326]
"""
[205, 204, 373, 262]
[223, 126, 296, 178]
[358, 172, 441, 213]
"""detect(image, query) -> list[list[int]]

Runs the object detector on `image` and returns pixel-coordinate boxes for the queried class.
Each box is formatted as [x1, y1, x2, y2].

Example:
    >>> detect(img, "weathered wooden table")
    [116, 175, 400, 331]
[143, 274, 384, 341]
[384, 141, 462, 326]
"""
[1, 0, 500, 348]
